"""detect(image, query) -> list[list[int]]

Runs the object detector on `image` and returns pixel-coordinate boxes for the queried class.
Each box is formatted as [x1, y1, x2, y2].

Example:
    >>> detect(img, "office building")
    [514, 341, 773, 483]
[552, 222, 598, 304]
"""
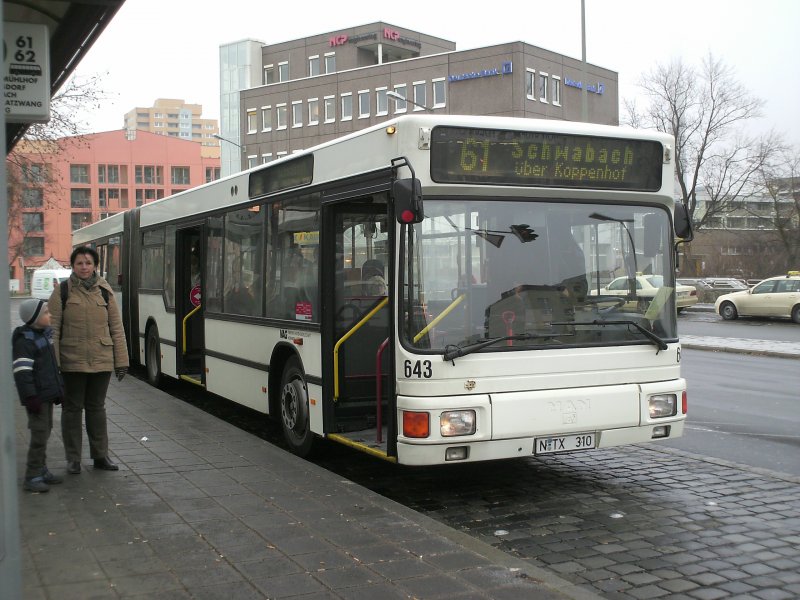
[124, 98, 220, 157]
[220, 22, 619, 174]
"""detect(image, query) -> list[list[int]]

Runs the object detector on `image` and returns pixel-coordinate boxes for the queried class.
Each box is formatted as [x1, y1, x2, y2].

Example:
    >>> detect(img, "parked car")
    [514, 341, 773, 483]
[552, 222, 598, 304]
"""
[593, 274, 698, 312]
[677, 277, 747, 303]
[715, 272, 800, 323]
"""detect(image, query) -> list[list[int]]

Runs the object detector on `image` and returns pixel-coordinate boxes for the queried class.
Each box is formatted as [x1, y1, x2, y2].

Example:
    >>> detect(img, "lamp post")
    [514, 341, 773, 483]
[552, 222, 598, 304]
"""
[386, 90, 433, 113]
[212, 133, 244, 150]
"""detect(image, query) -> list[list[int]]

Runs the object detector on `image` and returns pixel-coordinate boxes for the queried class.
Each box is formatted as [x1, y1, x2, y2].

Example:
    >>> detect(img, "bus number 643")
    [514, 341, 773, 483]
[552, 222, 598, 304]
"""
[404, 359, 432, 378]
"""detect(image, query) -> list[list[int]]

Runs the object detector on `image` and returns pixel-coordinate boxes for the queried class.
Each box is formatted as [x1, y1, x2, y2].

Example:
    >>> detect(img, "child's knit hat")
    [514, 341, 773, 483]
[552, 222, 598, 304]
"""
[20, 299, 46, 325]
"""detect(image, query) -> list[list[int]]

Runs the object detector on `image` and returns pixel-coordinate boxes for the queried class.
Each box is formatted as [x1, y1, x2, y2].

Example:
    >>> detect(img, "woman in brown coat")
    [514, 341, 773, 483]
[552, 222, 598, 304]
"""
[48, 246, 129, 474]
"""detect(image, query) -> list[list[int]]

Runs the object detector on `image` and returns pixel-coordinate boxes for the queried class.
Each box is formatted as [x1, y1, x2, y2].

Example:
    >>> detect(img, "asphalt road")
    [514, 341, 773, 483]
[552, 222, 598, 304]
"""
[665, 348, 800, 476]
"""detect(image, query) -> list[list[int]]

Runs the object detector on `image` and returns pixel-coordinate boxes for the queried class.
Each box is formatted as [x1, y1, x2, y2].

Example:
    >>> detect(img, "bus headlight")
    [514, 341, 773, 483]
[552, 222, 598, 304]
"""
[440, 410, 476, 436]
[649, 394, 677, 418]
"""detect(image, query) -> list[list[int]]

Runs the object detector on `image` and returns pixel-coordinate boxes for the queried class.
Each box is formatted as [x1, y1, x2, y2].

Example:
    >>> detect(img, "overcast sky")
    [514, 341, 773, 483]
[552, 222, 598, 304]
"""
[71, 0, 800, 146]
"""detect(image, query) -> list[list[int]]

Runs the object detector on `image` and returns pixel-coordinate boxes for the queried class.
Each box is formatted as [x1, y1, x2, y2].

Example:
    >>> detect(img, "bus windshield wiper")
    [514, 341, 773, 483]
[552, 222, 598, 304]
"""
[442, 332, 566, 362]
[553, 319, 668, 352]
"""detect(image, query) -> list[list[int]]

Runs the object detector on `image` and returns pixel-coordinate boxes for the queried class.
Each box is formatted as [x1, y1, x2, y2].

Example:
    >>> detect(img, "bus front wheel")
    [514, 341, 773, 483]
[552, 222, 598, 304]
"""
[145, 325, 163, 387]
[280, 357, 315, 456]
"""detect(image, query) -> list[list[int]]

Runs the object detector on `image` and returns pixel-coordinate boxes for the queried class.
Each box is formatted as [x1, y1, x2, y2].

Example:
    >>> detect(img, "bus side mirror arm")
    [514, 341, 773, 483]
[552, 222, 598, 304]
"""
[391, 156, 424, 224]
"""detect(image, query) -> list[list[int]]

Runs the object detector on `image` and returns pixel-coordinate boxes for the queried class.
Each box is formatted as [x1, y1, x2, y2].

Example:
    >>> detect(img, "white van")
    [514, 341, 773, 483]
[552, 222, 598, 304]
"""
[31, 268, 72, 300]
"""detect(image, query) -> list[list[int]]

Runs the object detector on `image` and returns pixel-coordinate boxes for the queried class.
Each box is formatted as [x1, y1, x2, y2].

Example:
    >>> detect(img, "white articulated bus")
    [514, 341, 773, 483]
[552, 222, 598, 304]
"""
[73, 114, 692, 465]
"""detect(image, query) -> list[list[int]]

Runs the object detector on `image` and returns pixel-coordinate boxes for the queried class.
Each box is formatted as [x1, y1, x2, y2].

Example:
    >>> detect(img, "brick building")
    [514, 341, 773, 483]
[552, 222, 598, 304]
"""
[8, 129, 220, 291]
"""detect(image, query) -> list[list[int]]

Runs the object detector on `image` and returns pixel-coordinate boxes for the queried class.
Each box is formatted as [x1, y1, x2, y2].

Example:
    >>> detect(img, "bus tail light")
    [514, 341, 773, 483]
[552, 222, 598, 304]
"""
[648, 394, 677, 418]
[403, 411, 429, 438]
[440, 410, 476, 436]
[682, 391, 688, 415]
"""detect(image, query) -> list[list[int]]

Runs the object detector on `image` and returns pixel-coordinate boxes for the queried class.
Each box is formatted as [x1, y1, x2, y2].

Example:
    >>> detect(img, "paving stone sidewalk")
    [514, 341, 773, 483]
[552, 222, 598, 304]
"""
[15, 375, 599, 600]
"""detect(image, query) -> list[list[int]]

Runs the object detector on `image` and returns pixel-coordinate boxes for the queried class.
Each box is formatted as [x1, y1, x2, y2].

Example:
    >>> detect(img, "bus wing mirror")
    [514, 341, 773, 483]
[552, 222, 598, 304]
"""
[393, 177, 424, 224]
[674, 201, 693, 242]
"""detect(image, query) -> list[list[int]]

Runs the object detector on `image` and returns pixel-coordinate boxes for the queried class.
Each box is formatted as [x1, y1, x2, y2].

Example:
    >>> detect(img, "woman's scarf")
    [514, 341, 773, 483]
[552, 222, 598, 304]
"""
[71, 271, 99, 291]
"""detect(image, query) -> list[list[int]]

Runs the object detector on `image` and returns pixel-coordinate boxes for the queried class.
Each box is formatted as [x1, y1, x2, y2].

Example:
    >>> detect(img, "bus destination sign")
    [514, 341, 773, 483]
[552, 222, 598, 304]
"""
[249, 154, 314, 198]
[430, 126, 663, 192]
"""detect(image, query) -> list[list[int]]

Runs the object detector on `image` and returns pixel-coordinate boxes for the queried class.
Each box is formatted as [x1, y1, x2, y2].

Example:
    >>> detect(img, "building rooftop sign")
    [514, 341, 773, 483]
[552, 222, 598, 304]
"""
[3, 21, 51, 123]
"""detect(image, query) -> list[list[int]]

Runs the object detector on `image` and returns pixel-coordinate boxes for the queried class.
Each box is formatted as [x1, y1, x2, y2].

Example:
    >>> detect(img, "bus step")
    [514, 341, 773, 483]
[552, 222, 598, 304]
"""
[327, 429, 394, 462]
[179, 374, 204, 387]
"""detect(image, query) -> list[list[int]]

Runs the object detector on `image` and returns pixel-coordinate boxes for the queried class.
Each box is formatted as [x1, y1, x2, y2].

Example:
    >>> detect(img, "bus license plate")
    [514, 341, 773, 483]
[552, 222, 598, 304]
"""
[534, 433, 596, 455]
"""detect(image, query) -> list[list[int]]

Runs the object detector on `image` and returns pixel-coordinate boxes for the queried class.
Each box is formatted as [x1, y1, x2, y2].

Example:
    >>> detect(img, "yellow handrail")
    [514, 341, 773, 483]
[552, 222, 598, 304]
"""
[413, 294, 465, 343]
[333, 297, 388, 401]
[182, 304, 202, 355]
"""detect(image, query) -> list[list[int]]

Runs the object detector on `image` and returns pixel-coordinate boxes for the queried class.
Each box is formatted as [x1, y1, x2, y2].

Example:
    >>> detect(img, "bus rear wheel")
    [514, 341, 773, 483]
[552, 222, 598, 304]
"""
[280, 357, 315, 456]
[145, 325, 163, 387]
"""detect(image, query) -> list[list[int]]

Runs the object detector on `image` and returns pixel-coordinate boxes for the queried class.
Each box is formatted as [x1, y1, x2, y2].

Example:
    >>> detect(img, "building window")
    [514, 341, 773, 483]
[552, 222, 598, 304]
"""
[261, 106, 272, 131]
[276, 104, 287, 129]
[70, 164, 90, 184]
[107, 165, 120, 184]
[392, 84, 407, 113]
[205, 167, 221, 183]
[341, 93, 352, 121]
[264, 64, 275, 85]
[70, 189, 91, 208]
[247, 156, 258, 169]
[278, 61, 289, 82]
[21, 163, 46, 183]
[171, 167, 190, 185]
[98, 164, 106, 183]
[23, 237, 44, 256]
[526, 69, 535, 100]
[432, 78, 446, 108]
[261, 153, 273, 164]
[552, 75, 561, 106]
[307, 98, 319, 126]
[71, 213, 91, 231]
[309, 55, 320, 77]
[22, 212, 43, 232]
[324, 52, 336, 74]
[22, 188, 43, 208]
[247, 109, 258, 134]
[539, 73, 549, 103]
[358, 90, 370, 118]
[276, 151, 288, 159]
[413, 81, 427, 111]
[99, 189, 107, 208]
[376, 87, 388, 116]
[292, 101, 303, 127]
[135, 165, 163, 185]
[324, 95, 335, 123]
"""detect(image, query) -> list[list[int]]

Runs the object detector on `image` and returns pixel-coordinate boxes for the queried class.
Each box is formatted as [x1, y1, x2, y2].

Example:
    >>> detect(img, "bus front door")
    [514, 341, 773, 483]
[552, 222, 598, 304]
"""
[176, 226, 205, 385]
[322, 197, 394, 456]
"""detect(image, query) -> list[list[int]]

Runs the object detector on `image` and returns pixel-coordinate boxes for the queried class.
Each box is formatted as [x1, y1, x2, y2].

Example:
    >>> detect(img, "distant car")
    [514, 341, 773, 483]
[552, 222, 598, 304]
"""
[593, 275, 698, 312]
[715, 272, 800, 323]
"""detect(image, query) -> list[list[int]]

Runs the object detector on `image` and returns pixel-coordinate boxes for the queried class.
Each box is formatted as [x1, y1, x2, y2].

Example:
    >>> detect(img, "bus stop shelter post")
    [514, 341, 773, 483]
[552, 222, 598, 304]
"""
[0, 4, 24, 590]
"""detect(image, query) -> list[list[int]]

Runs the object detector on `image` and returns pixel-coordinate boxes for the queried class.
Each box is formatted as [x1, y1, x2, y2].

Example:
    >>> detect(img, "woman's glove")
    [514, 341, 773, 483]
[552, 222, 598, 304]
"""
[24, 396, 42, 414]
[116, 368, 127, 382]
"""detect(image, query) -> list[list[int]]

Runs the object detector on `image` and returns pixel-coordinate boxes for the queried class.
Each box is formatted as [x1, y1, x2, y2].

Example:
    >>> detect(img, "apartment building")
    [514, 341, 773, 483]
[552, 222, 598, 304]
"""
[8, 130, 221, 290]
[220, 22, 619, 174]
[123, 98, 220, 157]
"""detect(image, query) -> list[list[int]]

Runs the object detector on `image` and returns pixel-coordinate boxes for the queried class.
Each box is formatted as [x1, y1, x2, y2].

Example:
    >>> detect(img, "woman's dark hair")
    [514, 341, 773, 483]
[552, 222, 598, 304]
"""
[70, 245, 100, 267]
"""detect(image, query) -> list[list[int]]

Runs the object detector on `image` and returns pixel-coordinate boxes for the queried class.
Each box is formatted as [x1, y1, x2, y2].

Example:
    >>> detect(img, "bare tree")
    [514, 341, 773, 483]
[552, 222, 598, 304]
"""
[752, 147, 800, 271]
[623, 54, 777, 229]
[6, 73, 109, 274]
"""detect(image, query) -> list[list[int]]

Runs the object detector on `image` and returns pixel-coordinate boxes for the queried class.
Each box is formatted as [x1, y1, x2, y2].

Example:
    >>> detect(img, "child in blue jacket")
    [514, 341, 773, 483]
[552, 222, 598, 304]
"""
[12, 299, 66, 492]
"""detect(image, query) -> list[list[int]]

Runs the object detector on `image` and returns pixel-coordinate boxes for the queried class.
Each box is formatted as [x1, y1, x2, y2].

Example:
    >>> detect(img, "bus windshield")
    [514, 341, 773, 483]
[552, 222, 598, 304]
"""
[402, 199, 676, 352]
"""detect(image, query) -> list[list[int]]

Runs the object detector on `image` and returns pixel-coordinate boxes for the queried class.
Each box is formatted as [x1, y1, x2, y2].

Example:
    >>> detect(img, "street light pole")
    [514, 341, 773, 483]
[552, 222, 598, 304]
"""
[386, 90, 433, 113]
[212, 133, 244, 150]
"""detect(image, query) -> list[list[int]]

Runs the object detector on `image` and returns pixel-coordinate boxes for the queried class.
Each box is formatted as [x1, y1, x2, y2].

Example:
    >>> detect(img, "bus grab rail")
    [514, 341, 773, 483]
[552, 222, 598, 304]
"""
[413, 294, 465, 343]
[375, 338, 389, 444]
[333, 297, 388, 402]
[182, 304, 202, 355]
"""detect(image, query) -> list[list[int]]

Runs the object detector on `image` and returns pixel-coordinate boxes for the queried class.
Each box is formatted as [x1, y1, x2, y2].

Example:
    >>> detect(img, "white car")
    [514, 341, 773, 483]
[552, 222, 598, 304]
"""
[715, 272, 800, 323]
[593, 275, 699, 312]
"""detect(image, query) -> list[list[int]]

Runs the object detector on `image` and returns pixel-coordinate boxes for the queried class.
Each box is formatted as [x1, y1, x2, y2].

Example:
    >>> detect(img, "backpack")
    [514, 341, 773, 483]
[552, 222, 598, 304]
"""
[60, 279, 110, 311]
